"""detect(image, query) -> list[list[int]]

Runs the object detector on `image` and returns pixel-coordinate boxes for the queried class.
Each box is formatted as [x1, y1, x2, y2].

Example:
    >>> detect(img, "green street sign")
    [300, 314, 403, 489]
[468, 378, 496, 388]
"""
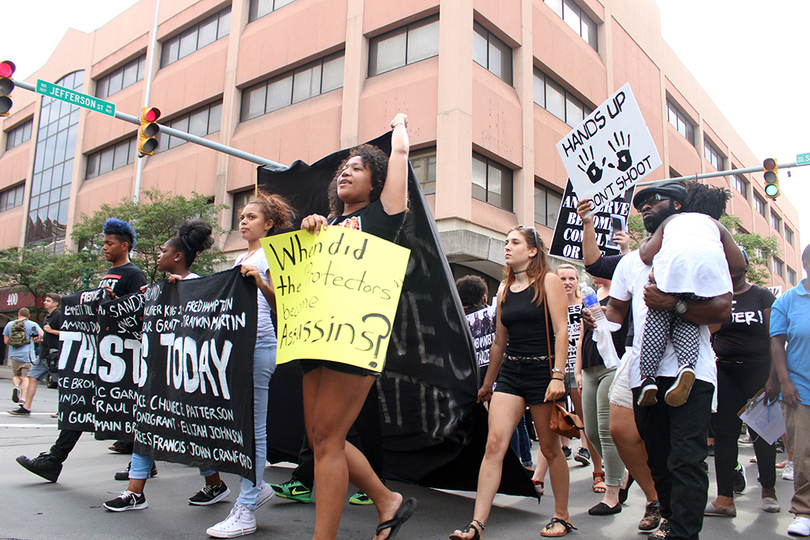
[36, 79, 115, 117]
[797, 152, 810, 165]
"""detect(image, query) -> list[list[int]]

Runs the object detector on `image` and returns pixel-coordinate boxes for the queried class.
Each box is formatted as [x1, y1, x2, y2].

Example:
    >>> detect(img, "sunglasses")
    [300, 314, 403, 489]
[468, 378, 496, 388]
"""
[635, 192, 671, 210]
[518, 225, 540, 248]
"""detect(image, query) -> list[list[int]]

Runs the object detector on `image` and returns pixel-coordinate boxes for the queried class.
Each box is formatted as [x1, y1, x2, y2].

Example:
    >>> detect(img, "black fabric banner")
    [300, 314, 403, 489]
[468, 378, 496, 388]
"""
[94, 293, 144, 440]
[134, 268, 258, 482]
[549, 180, 635, 260]
[258, 133, 536, 497]
[57, 289, 104, 431]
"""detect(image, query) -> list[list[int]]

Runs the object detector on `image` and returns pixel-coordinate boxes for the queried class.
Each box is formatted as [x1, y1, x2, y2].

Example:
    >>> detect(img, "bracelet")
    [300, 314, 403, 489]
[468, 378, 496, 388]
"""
[551, 376, 565, 381]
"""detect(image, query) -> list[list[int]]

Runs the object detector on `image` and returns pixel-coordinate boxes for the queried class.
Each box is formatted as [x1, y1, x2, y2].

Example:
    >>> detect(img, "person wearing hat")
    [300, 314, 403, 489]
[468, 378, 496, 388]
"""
[597, 180, 733, 540]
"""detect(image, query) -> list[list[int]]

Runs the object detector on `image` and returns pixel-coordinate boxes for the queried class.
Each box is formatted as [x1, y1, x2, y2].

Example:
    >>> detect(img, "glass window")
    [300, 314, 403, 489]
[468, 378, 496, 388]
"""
[293, 63, 321, 103]
[231, 189, 255, 230]
[733, 174, 747, 198]
[5, 119, 33, 151]
[545, 76, 566, 120]
[785, 226, 794, 246]
[410, 148, 437, 195]
[754, 194, 766, 217]
[473, 23, 512, 84]
[773, 258, 784, 278]
[0, 184, 25, 212]
[666, 99, 695, 146]
[242, 84, 267, 121]
[704, 139, 724, 170]
[161, 7, 231, 68]
[771, 213, 781, 232]
[369, 17, 439, 77]
[112, 140, 131, 170]
[544, 0, 598, 51]
[197, 15, 219, 49]
[788, 267, 797, 285]
[321, 54, 344, 93]
[85, 138, 137, 178]
[188, 108, 209, 137]
[153, 101, 223, 154]
[533, 68, 592, 125]
[472, 153, 513, 211]
[249, 0, 295, 22]
[534, 182, 562, 227]
[266, 75, 293, 112]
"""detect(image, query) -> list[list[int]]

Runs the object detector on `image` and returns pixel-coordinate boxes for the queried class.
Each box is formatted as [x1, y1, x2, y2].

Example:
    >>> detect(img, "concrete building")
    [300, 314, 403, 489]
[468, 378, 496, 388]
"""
[0, 0, 801, 313]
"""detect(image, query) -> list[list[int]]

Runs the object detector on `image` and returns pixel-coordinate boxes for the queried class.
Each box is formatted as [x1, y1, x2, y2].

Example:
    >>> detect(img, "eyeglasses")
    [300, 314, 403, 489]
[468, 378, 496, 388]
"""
[635, 192, 671, 211]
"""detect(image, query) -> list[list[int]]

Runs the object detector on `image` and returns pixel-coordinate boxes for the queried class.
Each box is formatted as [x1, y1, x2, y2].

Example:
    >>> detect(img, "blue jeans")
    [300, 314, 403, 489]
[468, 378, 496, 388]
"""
[130, 451, 154, 480]
[509, 415, 533, 468]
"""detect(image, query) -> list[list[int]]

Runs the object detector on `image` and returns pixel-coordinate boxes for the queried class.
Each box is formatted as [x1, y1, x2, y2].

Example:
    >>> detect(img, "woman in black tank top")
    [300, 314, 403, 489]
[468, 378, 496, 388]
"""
[450, 226, 574, 539]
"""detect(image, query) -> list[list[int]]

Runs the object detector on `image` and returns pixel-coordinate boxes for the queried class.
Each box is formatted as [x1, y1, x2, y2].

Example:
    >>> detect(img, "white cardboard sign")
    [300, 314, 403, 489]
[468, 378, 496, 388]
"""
[556, 83, 662, 212]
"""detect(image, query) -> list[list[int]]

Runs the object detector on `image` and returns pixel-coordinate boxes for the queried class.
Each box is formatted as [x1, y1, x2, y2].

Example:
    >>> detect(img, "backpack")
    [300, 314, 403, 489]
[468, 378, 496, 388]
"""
[8, 320, 30, 347]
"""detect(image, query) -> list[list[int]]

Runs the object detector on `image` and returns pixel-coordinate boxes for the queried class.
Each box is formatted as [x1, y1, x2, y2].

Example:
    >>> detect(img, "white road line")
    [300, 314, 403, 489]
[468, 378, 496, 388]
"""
[0, 424, 57, 428]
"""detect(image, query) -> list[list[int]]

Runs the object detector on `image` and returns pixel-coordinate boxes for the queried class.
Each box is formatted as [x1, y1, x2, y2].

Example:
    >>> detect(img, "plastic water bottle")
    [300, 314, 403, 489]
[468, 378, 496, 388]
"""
[580, 283, 607, 324]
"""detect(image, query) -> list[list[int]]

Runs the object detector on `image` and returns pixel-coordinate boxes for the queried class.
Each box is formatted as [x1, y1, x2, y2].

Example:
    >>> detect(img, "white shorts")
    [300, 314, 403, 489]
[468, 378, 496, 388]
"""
[608, 351, 633, 410]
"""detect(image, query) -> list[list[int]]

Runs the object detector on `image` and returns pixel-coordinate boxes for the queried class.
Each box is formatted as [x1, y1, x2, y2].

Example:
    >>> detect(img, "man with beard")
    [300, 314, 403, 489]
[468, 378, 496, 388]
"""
[598, 181, 732, 540]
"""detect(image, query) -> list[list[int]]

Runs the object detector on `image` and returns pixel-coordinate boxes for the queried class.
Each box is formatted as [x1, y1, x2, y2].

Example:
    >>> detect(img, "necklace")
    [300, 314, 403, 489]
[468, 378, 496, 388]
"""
[513, 269, 527, 274]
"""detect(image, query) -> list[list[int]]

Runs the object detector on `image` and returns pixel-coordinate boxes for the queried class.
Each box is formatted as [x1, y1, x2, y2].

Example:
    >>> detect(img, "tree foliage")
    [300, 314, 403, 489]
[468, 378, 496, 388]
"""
[0, 246, 85, 315]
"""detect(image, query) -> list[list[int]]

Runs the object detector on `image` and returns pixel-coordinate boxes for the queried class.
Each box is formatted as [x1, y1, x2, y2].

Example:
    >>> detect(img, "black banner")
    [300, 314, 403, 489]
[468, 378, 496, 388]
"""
[549, 180, 635, 260]
[58, 289, 104, 431]
[94, 293, 144, 440]
[134, 268, 258, 482]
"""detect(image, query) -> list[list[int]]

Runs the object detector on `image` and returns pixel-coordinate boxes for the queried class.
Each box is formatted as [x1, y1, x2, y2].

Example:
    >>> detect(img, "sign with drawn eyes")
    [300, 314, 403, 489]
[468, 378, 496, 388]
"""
[556, 83, 662, 213]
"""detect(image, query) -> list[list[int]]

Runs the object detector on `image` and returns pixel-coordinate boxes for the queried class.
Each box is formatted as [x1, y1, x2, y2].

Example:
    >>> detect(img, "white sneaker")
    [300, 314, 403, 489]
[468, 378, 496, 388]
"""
[255, 482, 275, 509]
[788, 516, 810, 537]
[762, 497, 781, 513]
[784, 461, 795, 481]
[206, 504, 257, 538]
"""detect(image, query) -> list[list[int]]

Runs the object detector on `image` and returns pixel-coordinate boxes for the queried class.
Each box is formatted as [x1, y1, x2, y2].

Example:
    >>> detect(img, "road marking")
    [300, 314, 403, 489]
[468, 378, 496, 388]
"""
[0, 424, 58, 429]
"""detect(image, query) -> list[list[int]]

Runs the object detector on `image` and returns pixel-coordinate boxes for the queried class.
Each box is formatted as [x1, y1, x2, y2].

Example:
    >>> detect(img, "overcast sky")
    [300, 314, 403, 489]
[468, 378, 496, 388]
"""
[3, 0, 809, 254]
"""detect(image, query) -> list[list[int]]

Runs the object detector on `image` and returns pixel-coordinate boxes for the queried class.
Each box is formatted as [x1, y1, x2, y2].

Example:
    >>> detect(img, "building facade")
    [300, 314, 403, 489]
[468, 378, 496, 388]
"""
[0, 0, 801, 307]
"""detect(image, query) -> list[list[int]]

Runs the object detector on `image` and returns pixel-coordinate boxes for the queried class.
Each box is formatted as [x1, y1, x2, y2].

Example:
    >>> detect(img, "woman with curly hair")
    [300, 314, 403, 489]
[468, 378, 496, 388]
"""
[299, 113, 415, 540]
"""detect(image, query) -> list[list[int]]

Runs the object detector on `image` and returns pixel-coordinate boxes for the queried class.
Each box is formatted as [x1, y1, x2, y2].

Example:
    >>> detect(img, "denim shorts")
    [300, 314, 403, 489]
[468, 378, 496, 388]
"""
[494, 356, 555, 406]
[300, 359, 381, 379]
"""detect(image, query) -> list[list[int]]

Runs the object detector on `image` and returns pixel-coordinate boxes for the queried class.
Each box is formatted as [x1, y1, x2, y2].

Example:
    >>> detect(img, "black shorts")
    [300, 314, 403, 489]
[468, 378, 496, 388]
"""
[299, 359, 381, 378]
[494, 357, 556, 406]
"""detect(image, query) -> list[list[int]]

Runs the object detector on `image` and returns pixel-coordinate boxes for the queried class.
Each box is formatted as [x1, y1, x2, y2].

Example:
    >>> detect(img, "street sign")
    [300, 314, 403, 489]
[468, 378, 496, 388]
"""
[797, 152, 810, 165]
[36, 79, 115, 117]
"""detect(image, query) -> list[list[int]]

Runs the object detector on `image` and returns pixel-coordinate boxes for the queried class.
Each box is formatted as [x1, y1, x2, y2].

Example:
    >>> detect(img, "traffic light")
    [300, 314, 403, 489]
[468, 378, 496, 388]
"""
[763, 158, 779, 199]
[138, 106, 161, 156]
[0, 60, 15, 117]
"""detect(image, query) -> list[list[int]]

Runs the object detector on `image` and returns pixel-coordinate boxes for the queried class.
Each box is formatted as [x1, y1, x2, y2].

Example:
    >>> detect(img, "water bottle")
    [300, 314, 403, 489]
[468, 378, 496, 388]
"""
[579, 283, 607, 324]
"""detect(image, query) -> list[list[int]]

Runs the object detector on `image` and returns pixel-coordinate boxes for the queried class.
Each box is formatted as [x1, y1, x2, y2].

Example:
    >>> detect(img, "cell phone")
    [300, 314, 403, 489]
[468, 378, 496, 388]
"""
[611, 215, 626, 236]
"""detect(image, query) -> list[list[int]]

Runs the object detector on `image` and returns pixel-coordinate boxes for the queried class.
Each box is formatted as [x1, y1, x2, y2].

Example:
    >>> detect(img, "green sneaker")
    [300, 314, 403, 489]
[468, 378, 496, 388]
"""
[349, 492, 373, 505]
[270, 479, 312, 503]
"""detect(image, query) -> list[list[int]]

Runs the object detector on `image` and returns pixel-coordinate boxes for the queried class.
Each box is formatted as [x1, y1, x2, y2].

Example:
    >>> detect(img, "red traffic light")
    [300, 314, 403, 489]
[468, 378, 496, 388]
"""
[763, 158, 776, 171]
[0, 61, 15, 79]
[144, 107, 160, 123]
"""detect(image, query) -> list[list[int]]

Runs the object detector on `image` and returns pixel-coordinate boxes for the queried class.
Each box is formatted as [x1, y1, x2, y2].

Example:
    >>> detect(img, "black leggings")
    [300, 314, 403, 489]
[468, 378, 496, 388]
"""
[710, 361, 776, 497]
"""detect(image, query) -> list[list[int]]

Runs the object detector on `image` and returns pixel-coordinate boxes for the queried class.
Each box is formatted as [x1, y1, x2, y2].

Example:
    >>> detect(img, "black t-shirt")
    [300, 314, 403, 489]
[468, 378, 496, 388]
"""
[584, 253, 625, 280]
[98, 262, 147, 297]
[581, 296, 630, 370]
[41, 309, 62, 356]
[500, 287, 552, 357]
[330, 199, 405, 243]
[712, 284, 776, 362]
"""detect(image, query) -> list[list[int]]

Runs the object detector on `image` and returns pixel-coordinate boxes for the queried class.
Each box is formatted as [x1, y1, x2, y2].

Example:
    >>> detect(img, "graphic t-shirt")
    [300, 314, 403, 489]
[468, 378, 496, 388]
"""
[98, 262, 147, 297]
[566, 304, 582, 373]
[712, 284, 776, 362]
[330, 199, 405, 243]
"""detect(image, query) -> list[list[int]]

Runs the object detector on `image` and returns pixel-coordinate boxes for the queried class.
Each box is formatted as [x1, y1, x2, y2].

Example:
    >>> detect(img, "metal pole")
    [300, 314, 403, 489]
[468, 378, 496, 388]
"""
[133, 0, 161, 203]
[635, 161, 810, 187]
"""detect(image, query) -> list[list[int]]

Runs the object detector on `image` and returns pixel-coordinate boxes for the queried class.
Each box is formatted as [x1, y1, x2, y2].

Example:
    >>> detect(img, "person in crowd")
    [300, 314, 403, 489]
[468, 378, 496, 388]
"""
[103, 219, 217, 511]
[576, 196, 662, 533]
[16, 218, 146, 482]
[457, 275, 489, 316]
[450, 225, 573, 539]
[11, 294, 61, 416]
[5, 307, 44, 414]
[299, 113, 416, 540]
[768, 244, 810, 537]
[601, 181, 732, 540]
[705, 248, 780, 516]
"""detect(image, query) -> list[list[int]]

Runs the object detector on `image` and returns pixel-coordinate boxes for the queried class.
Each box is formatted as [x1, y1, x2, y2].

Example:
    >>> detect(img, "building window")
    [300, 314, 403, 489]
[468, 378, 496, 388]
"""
[249, 0, 295, 22]
[28, 71, 83, 244]
[535, 182, 562, 228]
[732, 174, 747, 198]
[773, 258, 784, 279]
[534, 68, 592, 127]
[410, 148, 436, 195]
[753, 194, 766, 217]
[786, 226, 794, 246]
[473, 22, 512, 84]
[666, 99, 695, 146]
[368, 17, 439, 77]
[0, 183, 25, 212]
[161, 8, 230, 68]
[472, 153, 512, 211]
[788, 267, 797, 286]
[544, 0, 598, 50]
[771, 213, 781, 233]
[704, 139, 724, 170]
[5, 120, 33, 151]
[231, 189, 255, 230]
[242, 53, 343, 121]
[96, 55, 146, 98]
[157, 101, 222, 151]
[85, 138, 137, 179]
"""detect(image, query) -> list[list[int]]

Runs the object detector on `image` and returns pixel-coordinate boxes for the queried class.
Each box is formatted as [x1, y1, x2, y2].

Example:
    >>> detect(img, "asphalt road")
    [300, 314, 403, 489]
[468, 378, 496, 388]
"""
[0, 369, 798, 539]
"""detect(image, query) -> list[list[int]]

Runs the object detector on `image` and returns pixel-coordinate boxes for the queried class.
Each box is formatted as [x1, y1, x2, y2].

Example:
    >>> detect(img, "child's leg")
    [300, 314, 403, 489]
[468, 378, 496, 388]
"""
[670, 316, 701, 370]
[639, 308, 674, 378]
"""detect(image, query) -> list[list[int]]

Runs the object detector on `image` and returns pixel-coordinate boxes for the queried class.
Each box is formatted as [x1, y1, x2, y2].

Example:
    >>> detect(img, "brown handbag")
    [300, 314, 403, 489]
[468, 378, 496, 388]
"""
[544, 301, 584, 439]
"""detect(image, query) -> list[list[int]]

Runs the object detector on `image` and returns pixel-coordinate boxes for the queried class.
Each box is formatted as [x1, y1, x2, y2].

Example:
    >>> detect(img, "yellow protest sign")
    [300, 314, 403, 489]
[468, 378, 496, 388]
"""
[261, 226, 410, 372]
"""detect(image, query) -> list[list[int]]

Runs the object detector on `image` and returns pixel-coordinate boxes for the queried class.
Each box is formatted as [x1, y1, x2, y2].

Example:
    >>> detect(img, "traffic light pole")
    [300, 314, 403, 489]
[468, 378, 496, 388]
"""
[635, 161, 810, 187]
[13, 78, 285, 169]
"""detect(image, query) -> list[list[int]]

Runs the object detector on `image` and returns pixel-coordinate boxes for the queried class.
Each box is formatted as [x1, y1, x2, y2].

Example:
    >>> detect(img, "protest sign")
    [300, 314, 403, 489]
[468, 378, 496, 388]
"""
[135, 268, 258, 482]
[466, 306, 495, 370]
[262, 226, 410, 372]
[549, 180, 635, 260]
[58, 288, 104, 431]
[556, 83, 661, 213]
[94, 292, 144, 440]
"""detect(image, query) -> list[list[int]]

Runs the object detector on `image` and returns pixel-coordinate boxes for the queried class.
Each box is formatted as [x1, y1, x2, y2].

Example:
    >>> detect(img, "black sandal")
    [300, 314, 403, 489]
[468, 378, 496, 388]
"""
[449, 519, 485, 540]
[540, 517, 577, 537]
[375, 497, 417, 540]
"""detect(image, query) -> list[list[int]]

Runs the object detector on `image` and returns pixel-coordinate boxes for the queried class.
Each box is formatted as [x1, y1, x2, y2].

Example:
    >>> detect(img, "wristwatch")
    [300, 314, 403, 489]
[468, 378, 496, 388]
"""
[551, 367, 564, 375]
[674, 299, 688, 315]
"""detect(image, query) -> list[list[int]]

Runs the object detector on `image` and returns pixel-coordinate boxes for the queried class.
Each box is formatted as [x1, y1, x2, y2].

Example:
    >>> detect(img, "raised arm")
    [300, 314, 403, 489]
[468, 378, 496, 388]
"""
[379, 113, 409, 215]
[576, 198, 602, 266]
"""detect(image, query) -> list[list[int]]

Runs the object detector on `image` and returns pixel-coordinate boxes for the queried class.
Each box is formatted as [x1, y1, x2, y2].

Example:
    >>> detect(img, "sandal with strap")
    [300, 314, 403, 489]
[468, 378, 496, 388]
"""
[540, 517, 577, 538]
[592, 471, 607, 493]
[449, 519, 484, 540]
[639, 501, 661, 531]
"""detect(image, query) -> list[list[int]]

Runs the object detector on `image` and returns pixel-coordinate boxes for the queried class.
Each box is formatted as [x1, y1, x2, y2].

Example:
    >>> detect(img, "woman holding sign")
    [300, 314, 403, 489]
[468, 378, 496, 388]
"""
[450, 226, 573, 539]
[299, 113, 415, 540]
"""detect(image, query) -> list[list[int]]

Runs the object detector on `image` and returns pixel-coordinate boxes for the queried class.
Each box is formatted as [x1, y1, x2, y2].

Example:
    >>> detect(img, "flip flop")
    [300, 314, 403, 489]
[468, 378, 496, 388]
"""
[375, 497, 417, 540]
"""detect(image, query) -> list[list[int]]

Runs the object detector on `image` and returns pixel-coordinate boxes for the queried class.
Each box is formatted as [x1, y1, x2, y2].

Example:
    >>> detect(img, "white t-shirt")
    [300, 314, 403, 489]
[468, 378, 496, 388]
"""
[610, 251, 717, 390]
[235, 250, 275, 339]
